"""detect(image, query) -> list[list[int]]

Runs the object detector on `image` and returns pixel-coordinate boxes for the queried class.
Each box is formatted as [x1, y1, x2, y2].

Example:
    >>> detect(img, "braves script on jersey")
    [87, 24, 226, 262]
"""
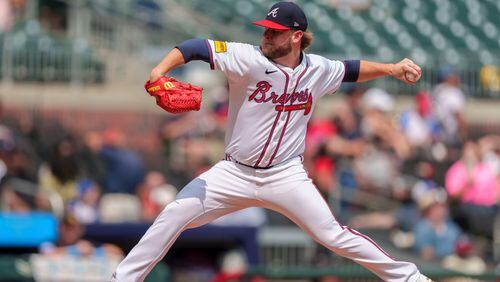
[206, 40, 344, 168]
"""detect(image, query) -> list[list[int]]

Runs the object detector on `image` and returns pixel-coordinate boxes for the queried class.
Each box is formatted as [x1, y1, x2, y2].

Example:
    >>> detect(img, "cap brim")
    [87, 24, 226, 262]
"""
[252, 19, 290, 30]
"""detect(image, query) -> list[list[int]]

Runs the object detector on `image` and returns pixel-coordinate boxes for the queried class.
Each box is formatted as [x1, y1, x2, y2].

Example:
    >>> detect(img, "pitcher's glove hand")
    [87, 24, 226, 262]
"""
[144, 76, 203, 114]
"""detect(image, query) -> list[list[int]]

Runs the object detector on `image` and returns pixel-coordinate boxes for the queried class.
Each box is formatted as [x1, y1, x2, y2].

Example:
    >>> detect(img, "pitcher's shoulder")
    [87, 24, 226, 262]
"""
[306, 53, 342, 64]
[305, 53, 342, 70]
[223, 42, 258, 52]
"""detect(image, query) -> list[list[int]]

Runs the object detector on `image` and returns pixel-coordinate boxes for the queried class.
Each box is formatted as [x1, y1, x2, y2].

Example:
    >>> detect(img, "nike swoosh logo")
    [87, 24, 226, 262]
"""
[265, 69, 278, 74]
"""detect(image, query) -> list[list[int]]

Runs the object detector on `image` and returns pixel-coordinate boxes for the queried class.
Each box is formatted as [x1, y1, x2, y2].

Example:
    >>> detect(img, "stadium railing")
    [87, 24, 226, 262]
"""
[0, 255, 169, 282]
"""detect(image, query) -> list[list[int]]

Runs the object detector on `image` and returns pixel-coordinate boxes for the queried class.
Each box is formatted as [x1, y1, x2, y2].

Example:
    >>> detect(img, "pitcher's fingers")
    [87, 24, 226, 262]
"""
[403, 65, 419, 77]
[410, 63, 422, 74]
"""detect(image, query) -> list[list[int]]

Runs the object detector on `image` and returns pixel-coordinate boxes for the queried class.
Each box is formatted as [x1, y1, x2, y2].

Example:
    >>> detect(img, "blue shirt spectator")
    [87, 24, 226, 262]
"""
[413, 195, 461, 260]
[100, 145, 145, 194]
[99, 129, 145, 194]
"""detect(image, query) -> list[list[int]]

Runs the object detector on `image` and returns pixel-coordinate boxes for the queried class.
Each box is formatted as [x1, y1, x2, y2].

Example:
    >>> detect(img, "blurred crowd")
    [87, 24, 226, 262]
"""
[310, 68, 499, 274]
[0, 67, 498, 275]
[1, 1, 498, 280]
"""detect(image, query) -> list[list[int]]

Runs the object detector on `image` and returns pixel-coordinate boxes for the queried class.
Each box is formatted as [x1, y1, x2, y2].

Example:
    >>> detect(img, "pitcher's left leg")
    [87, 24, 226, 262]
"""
[259, 176, 421, 282]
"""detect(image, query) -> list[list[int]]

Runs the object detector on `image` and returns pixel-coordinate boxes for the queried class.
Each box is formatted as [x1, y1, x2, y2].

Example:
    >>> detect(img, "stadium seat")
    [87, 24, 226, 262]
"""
[168, 0, 499, 67]
[99, 193, 141, 223]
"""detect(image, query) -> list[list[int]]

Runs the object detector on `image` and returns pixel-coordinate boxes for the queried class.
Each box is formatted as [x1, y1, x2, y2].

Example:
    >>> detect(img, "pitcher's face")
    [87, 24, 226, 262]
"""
[260, 28, 293, 59]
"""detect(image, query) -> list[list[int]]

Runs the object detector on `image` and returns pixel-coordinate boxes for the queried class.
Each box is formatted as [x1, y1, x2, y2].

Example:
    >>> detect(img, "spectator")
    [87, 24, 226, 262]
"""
[210, 250, 264, 282]
[100, 128, 145, 194]
[479, 65, 500, 93]
[334, 84, 365, 141]
[361, 88, 411, 160]
[159, 113, 199, 163]
[40, 213, 123, 258]
[353, 145, 397, 194]
[1, 185, 31, 212]
[0, 124, 18, 179]
[182, 137, 215, 175]
[39, 0, 68, 34]
[78, 131, 106, 188]
[351, 88, 409, 194]
[432, 67, 468, 145]
[348, 162, 439, 234]
[0, 124, 45, 213]
[411, 162, 440, 204]
[478, 135, 499, 175]
[347, 184, 419, 234]
[399, 91, 441, 150]
[442, 236, 487, 275]
[445, 141, 499, 237]
[209, 83, 230, 139]
[159, 113, 206, 186]
[68, 179, 101, 224]
[0, 0, 14, 32]
[39, 136, 80, 204]
[0, 113, 44, 182]
[325, 85, 366, 192]
[137, 171, 177, 222]
[325, 93, 365, 158]
[1, 178, 40, 212]
[305, 118, 337, 194]
[413, 190, 461, 260]
[0, 123, 39, 182]
[0, 0, 25, 31]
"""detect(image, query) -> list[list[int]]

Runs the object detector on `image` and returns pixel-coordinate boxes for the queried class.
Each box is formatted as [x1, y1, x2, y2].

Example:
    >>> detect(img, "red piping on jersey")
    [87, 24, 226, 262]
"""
[205, 39, 214, 70]
[254, 112, 282, 167]
[266, 111, 290, 167]
[346, 227, 396, 260]
[254, 69, 290, 167]
[266, 61, 309, 167]
[311, 182, 396, 261]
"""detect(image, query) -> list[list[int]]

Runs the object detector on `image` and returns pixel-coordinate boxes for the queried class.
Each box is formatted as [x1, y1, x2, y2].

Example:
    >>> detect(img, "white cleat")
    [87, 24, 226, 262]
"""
[417, 274, 434, 282]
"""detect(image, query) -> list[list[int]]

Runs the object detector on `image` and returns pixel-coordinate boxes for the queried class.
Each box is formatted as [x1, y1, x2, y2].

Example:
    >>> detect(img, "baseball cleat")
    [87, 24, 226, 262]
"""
[417, 274, 434, 282]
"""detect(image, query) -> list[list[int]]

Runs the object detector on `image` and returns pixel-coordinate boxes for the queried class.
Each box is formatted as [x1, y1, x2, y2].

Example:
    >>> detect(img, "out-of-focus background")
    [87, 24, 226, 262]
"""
[0, 0, 499, 281]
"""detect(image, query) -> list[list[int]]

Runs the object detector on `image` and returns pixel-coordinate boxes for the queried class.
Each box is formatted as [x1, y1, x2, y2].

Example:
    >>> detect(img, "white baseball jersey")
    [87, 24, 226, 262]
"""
[205, 40, 345, 168]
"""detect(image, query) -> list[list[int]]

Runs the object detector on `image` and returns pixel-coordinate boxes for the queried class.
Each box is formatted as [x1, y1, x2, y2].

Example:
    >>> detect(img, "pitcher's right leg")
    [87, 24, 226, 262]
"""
[113, 162, 253, 282]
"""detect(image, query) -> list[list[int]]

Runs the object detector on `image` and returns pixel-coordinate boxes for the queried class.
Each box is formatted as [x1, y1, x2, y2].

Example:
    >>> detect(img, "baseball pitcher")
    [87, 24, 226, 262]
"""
[112, 2, 432, 281]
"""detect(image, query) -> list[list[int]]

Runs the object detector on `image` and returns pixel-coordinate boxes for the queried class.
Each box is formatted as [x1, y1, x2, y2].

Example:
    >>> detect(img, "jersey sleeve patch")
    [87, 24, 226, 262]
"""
[214, 41, 227, 53]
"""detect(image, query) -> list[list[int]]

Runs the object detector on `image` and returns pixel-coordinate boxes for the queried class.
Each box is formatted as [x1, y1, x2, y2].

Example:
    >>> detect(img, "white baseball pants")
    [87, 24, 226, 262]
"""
[113, 157, 421, 282]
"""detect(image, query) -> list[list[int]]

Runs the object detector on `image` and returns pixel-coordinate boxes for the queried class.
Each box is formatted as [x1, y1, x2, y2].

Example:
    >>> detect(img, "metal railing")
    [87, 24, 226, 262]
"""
[1, 29, 105, 84]
[258, 227, 317, 268]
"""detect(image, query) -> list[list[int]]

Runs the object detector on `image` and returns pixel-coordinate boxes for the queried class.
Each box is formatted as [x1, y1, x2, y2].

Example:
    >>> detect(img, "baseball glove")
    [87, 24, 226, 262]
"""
[144, 76, 203, 114]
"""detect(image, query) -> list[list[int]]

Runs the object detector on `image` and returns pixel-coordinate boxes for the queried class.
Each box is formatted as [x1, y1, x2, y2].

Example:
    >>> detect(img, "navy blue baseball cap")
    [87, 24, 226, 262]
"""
[252, 1, 308, 31]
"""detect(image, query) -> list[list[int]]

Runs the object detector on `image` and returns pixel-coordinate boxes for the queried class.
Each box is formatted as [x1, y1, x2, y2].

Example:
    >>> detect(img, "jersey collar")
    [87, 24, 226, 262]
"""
[273, 52, 307, 74]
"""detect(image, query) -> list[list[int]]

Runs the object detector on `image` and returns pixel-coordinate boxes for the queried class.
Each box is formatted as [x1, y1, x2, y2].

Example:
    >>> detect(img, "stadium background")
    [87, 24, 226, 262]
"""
[0, 0, 499, 281]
